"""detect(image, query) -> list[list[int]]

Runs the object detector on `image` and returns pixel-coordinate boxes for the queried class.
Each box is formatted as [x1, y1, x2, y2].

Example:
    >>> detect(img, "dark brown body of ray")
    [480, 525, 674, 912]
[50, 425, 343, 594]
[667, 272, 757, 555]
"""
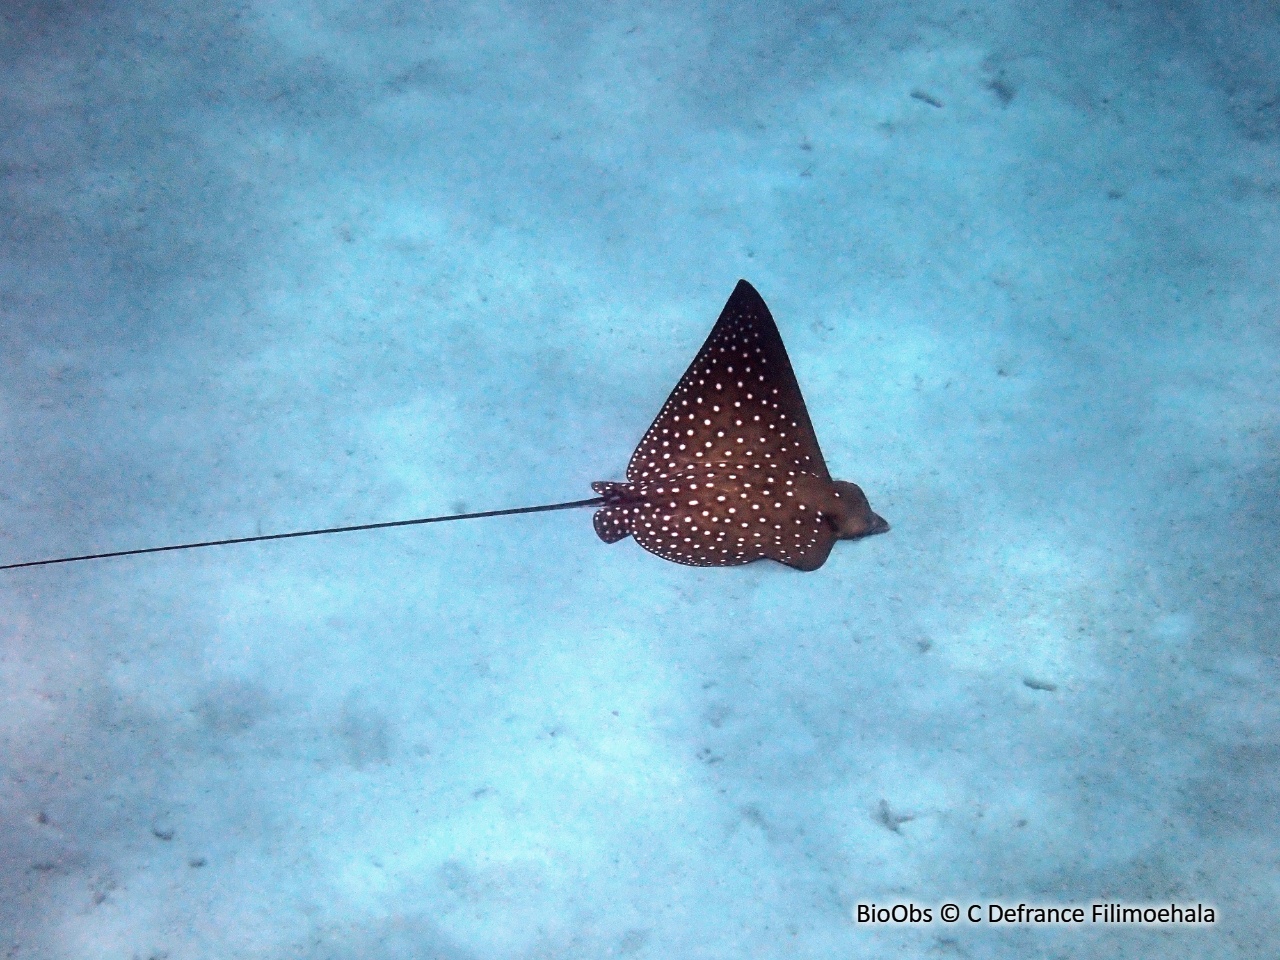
[592, 280, 888, 571]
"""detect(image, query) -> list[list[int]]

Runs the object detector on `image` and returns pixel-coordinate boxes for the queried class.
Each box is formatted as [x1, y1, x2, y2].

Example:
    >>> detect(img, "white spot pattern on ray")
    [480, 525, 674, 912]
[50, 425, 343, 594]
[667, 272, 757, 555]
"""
[592, 280, 845, 571]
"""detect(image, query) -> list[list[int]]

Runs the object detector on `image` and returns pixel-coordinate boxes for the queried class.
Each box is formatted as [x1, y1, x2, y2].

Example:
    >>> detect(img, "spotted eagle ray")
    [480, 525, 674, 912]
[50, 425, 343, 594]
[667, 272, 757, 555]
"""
[0, 280, 886, 573]
[590, 280, 887, 569]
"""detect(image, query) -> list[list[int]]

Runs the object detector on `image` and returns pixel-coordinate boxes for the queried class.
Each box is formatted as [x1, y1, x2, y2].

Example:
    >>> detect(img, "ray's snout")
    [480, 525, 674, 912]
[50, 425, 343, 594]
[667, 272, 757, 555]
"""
[842, 507, 889, 539]
[829, 480, 890, 540]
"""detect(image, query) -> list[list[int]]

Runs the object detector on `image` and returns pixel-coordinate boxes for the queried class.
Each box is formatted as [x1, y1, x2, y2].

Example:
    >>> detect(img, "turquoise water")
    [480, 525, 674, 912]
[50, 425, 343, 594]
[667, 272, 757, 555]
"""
[1, 2, 1277, 957]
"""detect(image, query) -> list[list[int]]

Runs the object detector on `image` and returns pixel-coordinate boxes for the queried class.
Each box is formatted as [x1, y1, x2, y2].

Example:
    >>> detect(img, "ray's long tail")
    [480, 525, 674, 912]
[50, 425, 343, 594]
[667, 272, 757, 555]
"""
[0, 498, 606, 571]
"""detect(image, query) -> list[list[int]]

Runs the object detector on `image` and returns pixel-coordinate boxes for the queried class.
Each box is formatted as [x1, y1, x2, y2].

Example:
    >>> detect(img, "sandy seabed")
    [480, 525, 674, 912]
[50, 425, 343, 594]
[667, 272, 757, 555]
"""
[1, 1, 1277, 957]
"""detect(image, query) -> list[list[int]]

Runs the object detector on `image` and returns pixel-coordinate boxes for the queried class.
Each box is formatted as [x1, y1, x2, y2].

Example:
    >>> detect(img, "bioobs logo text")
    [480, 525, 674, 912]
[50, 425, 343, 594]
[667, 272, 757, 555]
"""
[856, 904, 933, 923]
[855, 901, 1217, 925]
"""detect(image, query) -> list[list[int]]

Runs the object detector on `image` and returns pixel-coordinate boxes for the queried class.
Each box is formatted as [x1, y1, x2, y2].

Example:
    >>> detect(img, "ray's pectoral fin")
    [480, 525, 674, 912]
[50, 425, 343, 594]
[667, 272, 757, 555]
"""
[777, 549, 832, 573]
[768, 532, 837, 572]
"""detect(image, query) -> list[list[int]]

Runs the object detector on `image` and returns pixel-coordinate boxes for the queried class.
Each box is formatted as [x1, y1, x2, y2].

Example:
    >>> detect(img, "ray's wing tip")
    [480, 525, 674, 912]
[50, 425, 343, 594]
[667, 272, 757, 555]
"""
[727, 279, 771, 316]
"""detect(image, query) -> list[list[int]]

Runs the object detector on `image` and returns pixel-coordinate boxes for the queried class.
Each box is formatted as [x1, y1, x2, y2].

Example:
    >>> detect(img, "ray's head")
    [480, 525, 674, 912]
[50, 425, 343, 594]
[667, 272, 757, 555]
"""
[827, 480, 890, 540]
